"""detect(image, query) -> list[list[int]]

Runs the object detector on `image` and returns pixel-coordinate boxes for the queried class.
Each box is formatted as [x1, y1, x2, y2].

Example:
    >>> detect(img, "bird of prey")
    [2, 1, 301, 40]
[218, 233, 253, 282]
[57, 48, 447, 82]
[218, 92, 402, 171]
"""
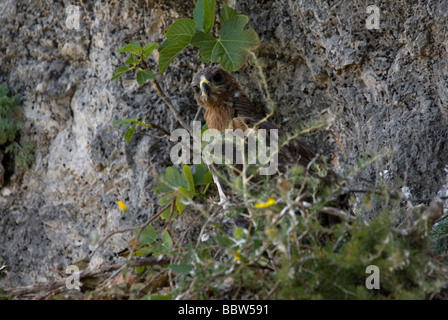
[191, 67, 322, 167]
[191, 66, 348, 223]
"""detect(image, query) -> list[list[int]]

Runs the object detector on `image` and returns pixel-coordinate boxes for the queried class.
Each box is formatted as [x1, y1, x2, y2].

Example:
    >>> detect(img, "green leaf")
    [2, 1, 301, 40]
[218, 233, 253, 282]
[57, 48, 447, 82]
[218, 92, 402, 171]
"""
[159, 194, 173, 206]
[152, 179, 171, 194]
[233, 227, 245, 240]
[138, 225, 158, 245]
[113, 119, 138, 126]
[166, 18, 196, 43]
[111, 65, 132, 81]
[116, 41, 143, 55]
[190, 31, 216, 63]
[158, 39, 172, 52]
[110, 74, 122, 82]
[215, 15, 259, 70]
[204, 170, 213, 185]
[158, 41, 185, 73]
[218, 3, 238, 23]
[155, 166, 189, 193]
[192, 163, 213, 186]
[215, 234, 233, 247]
[136, 68, 156, 86]
[0, 83, 8, 98]
[160, 205, 178, 220]
[175, 199, 186, 215]
[182, 165, 195, 193]
[16, 141, 35, 169]
[165, 166, 188, 189]
[5, 141, 35, 170]
[169, 263, 193, 275]
[125, 54, 140, 65]
[142, 42, 159, 57]
[176, 186, 192, 214]
[158, 18, 196, 73]
[113, 65, 132, 73]
[193, 0, 216, 33]
[0, 120, 22, 145]
[191, 15, 259, 71]
[199, 55, 212, 63]
[133, 246, 153, 256]
[162, 230, 173, 252]
[124, 127, 136, 144]
[135, 266, 149, 274]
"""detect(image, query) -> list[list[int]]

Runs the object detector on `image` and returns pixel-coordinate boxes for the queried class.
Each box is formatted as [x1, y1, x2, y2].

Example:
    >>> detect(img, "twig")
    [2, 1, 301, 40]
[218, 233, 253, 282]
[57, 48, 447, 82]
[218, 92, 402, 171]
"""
[166, 193, 177, 245]
[196, 206, 222, 246]
[348, 188, 448, 204]
[5, 264, 120, 297]
[90, 204, 171, 260]
[5, 257, 170, 298]
[131, 256, 170, 267]
[193, 106, 203, 123]
[248, 51, 275, 114]
[89, 227, 136, 260]
[231, 277, 243, 300]
[136, 203, 171, 240]
[263, 279, 281, 300]
[152, 79, 191, 134]
[435, 215, 448, 224]
[146, 122, 171, 136]
[319, 206, 352, 220]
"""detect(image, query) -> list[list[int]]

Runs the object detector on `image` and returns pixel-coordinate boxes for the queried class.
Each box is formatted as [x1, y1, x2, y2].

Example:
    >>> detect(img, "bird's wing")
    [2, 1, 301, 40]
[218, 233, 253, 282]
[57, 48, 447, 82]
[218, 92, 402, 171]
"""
[232, 93, 278, 131]
[232, 93, 334, 173]
[232, 94, 321, 166]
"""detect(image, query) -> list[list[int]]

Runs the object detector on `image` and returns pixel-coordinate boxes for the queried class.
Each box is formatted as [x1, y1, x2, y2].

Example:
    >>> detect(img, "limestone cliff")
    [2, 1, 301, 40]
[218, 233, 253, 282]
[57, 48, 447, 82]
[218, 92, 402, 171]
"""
[0, 0, 447, 286]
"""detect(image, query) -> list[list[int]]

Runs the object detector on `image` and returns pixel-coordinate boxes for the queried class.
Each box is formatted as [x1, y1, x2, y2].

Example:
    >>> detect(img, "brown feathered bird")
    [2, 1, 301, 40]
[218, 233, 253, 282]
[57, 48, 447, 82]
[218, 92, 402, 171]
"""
[191, 66, 349, 224]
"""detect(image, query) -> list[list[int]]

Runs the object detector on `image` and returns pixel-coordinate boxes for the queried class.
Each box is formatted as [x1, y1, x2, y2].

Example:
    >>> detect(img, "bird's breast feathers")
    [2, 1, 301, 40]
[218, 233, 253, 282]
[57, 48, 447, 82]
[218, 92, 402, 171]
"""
[204, 105, 246, 132]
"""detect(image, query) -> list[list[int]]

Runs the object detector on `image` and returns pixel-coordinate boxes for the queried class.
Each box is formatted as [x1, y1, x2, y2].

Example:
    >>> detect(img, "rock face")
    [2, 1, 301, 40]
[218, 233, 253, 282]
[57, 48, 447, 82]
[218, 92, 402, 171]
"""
[0, 0, 447, 286]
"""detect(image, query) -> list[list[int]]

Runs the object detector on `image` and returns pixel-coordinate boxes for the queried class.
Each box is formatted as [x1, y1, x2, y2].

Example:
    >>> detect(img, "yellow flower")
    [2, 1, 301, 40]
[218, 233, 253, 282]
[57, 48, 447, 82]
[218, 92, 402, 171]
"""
[254, 197, 276, 209]
[116, 200, 128, 212]
[233, 249, 242, 262]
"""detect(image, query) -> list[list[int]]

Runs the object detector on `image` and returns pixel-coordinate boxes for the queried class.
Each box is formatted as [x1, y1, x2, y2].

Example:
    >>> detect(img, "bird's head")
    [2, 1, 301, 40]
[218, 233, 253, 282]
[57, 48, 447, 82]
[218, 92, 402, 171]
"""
[191, 67, 238, 108]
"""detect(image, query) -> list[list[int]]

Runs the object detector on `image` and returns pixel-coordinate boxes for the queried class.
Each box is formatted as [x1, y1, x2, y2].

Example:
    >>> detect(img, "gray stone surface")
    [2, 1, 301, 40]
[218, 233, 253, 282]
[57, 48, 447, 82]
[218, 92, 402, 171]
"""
[0, 0, 447, 286]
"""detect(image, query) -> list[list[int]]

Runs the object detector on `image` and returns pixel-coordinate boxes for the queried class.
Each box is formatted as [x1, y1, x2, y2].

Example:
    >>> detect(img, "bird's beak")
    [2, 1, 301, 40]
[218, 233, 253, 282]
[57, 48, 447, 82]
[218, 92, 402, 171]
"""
[200, 78, 211, 99]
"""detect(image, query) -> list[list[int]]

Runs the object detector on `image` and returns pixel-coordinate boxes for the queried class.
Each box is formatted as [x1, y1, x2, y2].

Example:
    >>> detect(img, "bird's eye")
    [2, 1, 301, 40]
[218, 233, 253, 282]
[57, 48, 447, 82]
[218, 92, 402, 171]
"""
[193, 85, 200, 94]
[213, 72, 223, 83]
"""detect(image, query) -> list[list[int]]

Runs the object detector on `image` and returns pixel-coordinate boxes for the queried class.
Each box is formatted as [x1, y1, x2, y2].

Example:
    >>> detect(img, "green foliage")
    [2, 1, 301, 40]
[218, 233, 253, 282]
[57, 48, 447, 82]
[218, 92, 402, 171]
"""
[0, 83, 35, 170]
[111, 0, 259, 83]
[113, 117, 159, 145]
[81, 152, 448, 300]
[0, 287, 6, 301]
[131, 225, 174, 274]
[161, 1, 258, 72]
[158, 18, 196, 73]
[191, 8, 259, 70]
[5, 141, 36, 170]
[0, 83, 22, 146]
[152, 163, 213, 219]
[111, 41, 158, 85]
[194, 0, 216, 33]
[275, 213, 438, 299]
[142, 162, 447, 300]
[98, 0, 448, 301]
[431, 219, 448, 255]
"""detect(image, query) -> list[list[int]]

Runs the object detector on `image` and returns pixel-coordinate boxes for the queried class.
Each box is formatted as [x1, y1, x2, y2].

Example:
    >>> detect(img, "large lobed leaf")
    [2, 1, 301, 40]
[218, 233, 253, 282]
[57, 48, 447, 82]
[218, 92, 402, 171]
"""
[218, 2, 238, 23]
[158, 18, 196, 73]
[191, 15, 259, 71]
[193, 0, 216, 33]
